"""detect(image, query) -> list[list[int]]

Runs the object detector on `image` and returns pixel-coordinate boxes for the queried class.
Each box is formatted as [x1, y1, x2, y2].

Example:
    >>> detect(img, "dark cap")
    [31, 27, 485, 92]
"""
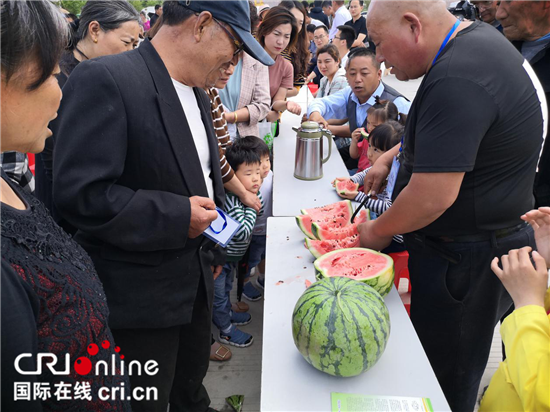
[180, 0, 274, 66]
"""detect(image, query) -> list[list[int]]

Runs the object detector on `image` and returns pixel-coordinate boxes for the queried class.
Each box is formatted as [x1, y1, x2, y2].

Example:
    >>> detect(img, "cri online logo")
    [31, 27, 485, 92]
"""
[15, 340, 129, 376]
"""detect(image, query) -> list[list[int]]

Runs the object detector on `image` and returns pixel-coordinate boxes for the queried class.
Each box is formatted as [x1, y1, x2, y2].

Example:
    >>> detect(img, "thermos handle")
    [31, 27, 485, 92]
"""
[322, 129, 332, 164]
[292, 126, 299, 133]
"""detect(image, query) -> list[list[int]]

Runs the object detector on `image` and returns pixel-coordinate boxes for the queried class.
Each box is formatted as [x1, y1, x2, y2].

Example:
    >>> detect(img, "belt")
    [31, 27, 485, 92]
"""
[435, 222, 529, 243]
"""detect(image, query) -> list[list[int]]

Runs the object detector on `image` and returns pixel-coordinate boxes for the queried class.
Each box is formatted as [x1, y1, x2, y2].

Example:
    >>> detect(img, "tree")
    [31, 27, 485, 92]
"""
[58, 0, 87, 16]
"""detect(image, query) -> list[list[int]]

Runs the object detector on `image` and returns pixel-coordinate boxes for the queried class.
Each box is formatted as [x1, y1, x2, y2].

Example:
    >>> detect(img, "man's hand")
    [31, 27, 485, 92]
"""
[211, 265, 223, 280]
[240, 191, 261, 213]
[491, 247, 548, 309]
[286, 101, 302, 116]
[358, 220, 392, 251]
[522, 207, 550, 266]
[363, 145, 398, 195]
[309, 111, 329, 129]
[189, 196, 219, 238]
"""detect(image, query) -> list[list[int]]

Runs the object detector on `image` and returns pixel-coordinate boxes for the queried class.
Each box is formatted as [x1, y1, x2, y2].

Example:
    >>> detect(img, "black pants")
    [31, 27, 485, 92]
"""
[111, 279, 211, 412]
[404, 225, 535, 412]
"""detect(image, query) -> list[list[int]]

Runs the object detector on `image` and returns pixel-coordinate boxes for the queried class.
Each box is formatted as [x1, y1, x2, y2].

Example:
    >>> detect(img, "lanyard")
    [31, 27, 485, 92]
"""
[432, 19, 460, 67]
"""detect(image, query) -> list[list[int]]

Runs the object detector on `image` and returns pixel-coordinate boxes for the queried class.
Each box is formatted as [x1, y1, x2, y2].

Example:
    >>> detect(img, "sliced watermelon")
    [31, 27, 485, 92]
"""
[301, 200, 353, 218]
[311, 210, 368, 240]
[335, 180, 359, 196]
[361, 128, 369, 139]
[305, 234, 360, 259]
[296, 215, 316, 239]
[314, 248, 395, 297]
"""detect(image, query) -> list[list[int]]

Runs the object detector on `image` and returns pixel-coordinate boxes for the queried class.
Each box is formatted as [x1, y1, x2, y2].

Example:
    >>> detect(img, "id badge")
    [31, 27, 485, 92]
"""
[386, 157, 401, 200]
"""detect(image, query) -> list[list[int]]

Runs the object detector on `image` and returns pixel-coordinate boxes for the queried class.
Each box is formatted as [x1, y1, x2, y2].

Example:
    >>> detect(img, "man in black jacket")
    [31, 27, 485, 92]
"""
[497, 1, 550, 207]
[149, 3, 162, 27]
[52, 2, 273, 411]
[310, 0, 330, 27]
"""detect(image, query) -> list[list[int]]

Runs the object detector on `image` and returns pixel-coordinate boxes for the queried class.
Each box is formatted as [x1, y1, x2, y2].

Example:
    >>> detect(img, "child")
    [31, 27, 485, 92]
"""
[349, 98, 406, 174]
[239, 137, 272, 301]
[213, 137, 264, 348]
[479, 207, 550, 412]
[333, 121, 404, 253]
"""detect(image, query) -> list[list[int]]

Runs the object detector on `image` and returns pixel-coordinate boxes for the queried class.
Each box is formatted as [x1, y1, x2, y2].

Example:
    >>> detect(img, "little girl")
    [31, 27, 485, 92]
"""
[334, 120, 404, 253]
[349, 98, 407, 173]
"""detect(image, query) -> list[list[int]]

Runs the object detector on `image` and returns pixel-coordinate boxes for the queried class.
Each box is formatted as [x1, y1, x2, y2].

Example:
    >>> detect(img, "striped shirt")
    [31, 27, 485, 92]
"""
[351, 166, 403, 244]
[225, 191, 264, 261]
[206, 88, 234, 183]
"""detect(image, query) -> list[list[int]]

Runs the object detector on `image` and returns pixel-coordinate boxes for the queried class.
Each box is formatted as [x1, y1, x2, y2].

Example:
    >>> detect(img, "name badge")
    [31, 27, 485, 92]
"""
[203, 207, 241, 248]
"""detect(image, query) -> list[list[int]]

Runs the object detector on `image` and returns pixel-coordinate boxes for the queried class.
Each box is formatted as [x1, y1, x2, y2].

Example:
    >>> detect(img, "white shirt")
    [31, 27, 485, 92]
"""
[340, 51, 350, 70]
[329, 6, 352, 40]
[310, 18, 324, 27]
[171, 79, 214, 199]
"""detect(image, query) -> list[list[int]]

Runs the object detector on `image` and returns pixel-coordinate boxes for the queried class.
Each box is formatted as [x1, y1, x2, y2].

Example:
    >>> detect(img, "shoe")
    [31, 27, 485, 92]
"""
[231, 301, 249, 313]
[219, 325, 254, 348]
[210, 341, 232, 362]
[255, 276, 265, 291]
[230, 310, 251, 326]
[242, 281, 262, 301]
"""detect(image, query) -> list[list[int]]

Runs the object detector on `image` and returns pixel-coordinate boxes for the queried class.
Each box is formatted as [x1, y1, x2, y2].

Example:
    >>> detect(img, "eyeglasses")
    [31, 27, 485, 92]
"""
[212, 17, 244, 57]
[333, 36, 342, 40]
[313, 34, 327, 40]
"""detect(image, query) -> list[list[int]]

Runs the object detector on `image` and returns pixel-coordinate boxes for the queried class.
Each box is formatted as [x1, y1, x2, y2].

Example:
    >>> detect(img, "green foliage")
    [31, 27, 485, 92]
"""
[58, 0, 87, 16]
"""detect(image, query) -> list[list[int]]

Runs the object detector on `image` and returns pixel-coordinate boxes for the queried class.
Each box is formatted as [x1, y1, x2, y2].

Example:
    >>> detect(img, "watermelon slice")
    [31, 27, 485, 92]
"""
[314, 248, 395, 297]
[335, 180, 359, 196]
[305, 234, 360, 259]
[301, 200, 353, 217]
[360, 128, 369, 139]
[311, 210, 368, 240]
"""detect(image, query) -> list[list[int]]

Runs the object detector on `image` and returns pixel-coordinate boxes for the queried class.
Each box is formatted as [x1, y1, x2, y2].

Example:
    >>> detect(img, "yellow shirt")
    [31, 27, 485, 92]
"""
[479, 287, 550, 412]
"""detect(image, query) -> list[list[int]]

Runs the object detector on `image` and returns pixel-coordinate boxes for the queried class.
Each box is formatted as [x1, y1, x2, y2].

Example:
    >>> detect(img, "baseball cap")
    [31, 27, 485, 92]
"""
[180, 0, 274, 66]
[257, 4, 271, 15]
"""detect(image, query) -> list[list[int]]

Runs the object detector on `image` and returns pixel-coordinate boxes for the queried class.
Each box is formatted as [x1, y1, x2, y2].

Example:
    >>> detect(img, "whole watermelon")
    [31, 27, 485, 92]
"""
[292, 277, 390, 377]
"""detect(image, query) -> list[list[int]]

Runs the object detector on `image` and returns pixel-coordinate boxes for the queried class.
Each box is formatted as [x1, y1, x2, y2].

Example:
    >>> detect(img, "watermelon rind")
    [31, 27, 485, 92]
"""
[296, 215, 316, 239]
[292, 276, 390, 377]
[300, 200, 353, 217]
[314, 248, 394, 297]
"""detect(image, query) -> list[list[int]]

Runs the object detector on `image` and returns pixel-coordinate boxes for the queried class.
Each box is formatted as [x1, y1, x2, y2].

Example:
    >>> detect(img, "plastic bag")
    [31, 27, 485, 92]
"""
[225, 394, 244, 412]
[258, 120, 273, 151]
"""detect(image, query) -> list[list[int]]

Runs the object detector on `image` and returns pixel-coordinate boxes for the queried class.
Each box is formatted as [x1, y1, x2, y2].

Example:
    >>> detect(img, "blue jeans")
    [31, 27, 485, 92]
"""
[212, 262, 236, 331]
[404, 224, 535, 412]
[245, 234, 266, 278]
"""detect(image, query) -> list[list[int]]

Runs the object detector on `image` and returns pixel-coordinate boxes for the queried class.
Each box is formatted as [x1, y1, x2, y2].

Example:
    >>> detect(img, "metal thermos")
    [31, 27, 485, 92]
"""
[293, 121, 333, 180]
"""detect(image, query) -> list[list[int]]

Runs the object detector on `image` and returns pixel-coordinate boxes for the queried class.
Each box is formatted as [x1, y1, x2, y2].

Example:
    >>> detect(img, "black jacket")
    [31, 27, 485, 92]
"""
[52, 40, 225, 329]
[514, 40, 550, 206]
[309, 7, 329, 27]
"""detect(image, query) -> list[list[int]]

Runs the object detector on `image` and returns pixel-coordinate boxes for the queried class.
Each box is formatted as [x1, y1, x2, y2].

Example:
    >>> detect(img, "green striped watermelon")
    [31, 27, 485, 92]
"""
[314, 248, 394, 297]
[292, 276, 390, 377]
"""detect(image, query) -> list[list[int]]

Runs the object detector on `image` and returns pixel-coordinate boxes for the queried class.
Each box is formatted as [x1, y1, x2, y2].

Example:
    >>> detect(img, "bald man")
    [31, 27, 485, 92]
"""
[362, 1, 547, 411]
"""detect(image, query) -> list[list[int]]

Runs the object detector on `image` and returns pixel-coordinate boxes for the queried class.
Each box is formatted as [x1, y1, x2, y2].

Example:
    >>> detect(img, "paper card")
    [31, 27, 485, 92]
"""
[331, 393, 434, 412]
[202, 207, 241, 248]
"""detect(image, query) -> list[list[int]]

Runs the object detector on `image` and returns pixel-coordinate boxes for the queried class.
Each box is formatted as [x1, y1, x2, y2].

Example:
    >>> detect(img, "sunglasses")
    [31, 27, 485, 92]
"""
[213, 17, 244, 57]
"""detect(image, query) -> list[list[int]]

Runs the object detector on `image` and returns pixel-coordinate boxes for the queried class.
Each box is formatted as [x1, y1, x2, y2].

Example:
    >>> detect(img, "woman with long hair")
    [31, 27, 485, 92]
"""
[279, 1, 311, 96]
[257, 6, 302, 122]
[35, 0, 140, 235]
[1, 1, 130, 410]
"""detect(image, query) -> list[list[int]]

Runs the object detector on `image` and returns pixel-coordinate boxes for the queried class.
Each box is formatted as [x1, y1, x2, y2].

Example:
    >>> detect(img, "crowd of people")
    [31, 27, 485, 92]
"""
[1, 0, 549, 412]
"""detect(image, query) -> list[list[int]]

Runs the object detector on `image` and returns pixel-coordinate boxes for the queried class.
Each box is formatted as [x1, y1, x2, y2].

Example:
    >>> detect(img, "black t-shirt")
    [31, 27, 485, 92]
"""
[345, 16, 368, 39]
[393, 21, 546, 236]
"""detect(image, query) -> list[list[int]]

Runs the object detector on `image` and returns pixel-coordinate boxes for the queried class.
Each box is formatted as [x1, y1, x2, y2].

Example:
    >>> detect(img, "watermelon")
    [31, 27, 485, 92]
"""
[305, 234, 359, 259]
[314, 248, 394, 297]
[292, 276, 390, 377]
[335, 180, 359, 195]
[311, 210, 368, 240]
[296, 200, 353, 239]
[301, 200, 353, 217]
[360, 128, 368, 139]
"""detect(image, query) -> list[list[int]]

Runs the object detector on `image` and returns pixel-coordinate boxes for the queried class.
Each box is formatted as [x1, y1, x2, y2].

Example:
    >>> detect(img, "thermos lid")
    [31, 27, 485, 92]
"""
[296, 121, 324, 139]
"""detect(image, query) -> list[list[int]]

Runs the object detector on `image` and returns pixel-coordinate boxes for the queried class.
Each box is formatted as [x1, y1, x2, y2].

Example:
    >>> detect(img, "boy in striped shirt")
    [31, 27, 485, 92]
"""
[213, 137, 264, 348]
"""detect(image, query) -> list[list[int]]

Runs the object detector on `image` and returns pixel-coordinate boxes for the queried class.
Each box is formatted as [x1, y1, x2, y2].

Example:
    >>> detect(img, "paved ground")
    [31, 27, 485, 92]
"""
[203, 74, 503, 412]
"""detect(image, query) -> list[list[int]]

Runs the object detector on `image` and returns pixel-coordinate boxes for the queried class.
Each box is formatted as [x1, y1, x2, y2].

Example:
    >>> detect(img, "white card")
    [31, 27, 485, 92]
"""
[202, 207, 241, 248]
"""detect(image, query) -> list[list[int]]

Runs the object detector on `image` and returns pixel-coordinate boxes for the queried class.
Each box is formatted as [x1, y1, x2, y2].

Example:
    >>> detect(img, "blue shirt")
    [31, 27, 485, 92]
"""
[218, 58, 243, 112]
[307, 82, 411, 125]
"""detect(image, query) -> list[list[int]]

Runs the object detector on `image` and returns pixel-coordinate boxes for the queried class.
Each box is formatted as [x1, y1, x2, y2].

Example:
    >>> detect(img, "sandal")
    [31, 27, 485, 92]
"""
[232, 301, 249, 313]
[210, 341, 232, 361]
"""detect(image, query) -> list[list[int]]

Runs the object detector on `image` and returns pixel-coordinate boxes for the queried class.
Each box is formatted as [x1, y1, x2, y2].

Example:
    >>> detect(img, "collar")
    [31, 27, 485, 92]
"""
[350, 81, 383, 106]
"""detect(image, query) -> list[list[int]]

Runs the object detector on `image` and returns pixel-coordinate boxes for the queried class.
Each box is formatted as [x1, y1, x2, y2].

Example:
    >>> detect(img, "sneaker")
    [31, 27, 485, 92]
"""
[242, 281, 262, 301]
[230, 310, 251, 326]
[255, 276, 265, 291]
[219, 325, 254, 348]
